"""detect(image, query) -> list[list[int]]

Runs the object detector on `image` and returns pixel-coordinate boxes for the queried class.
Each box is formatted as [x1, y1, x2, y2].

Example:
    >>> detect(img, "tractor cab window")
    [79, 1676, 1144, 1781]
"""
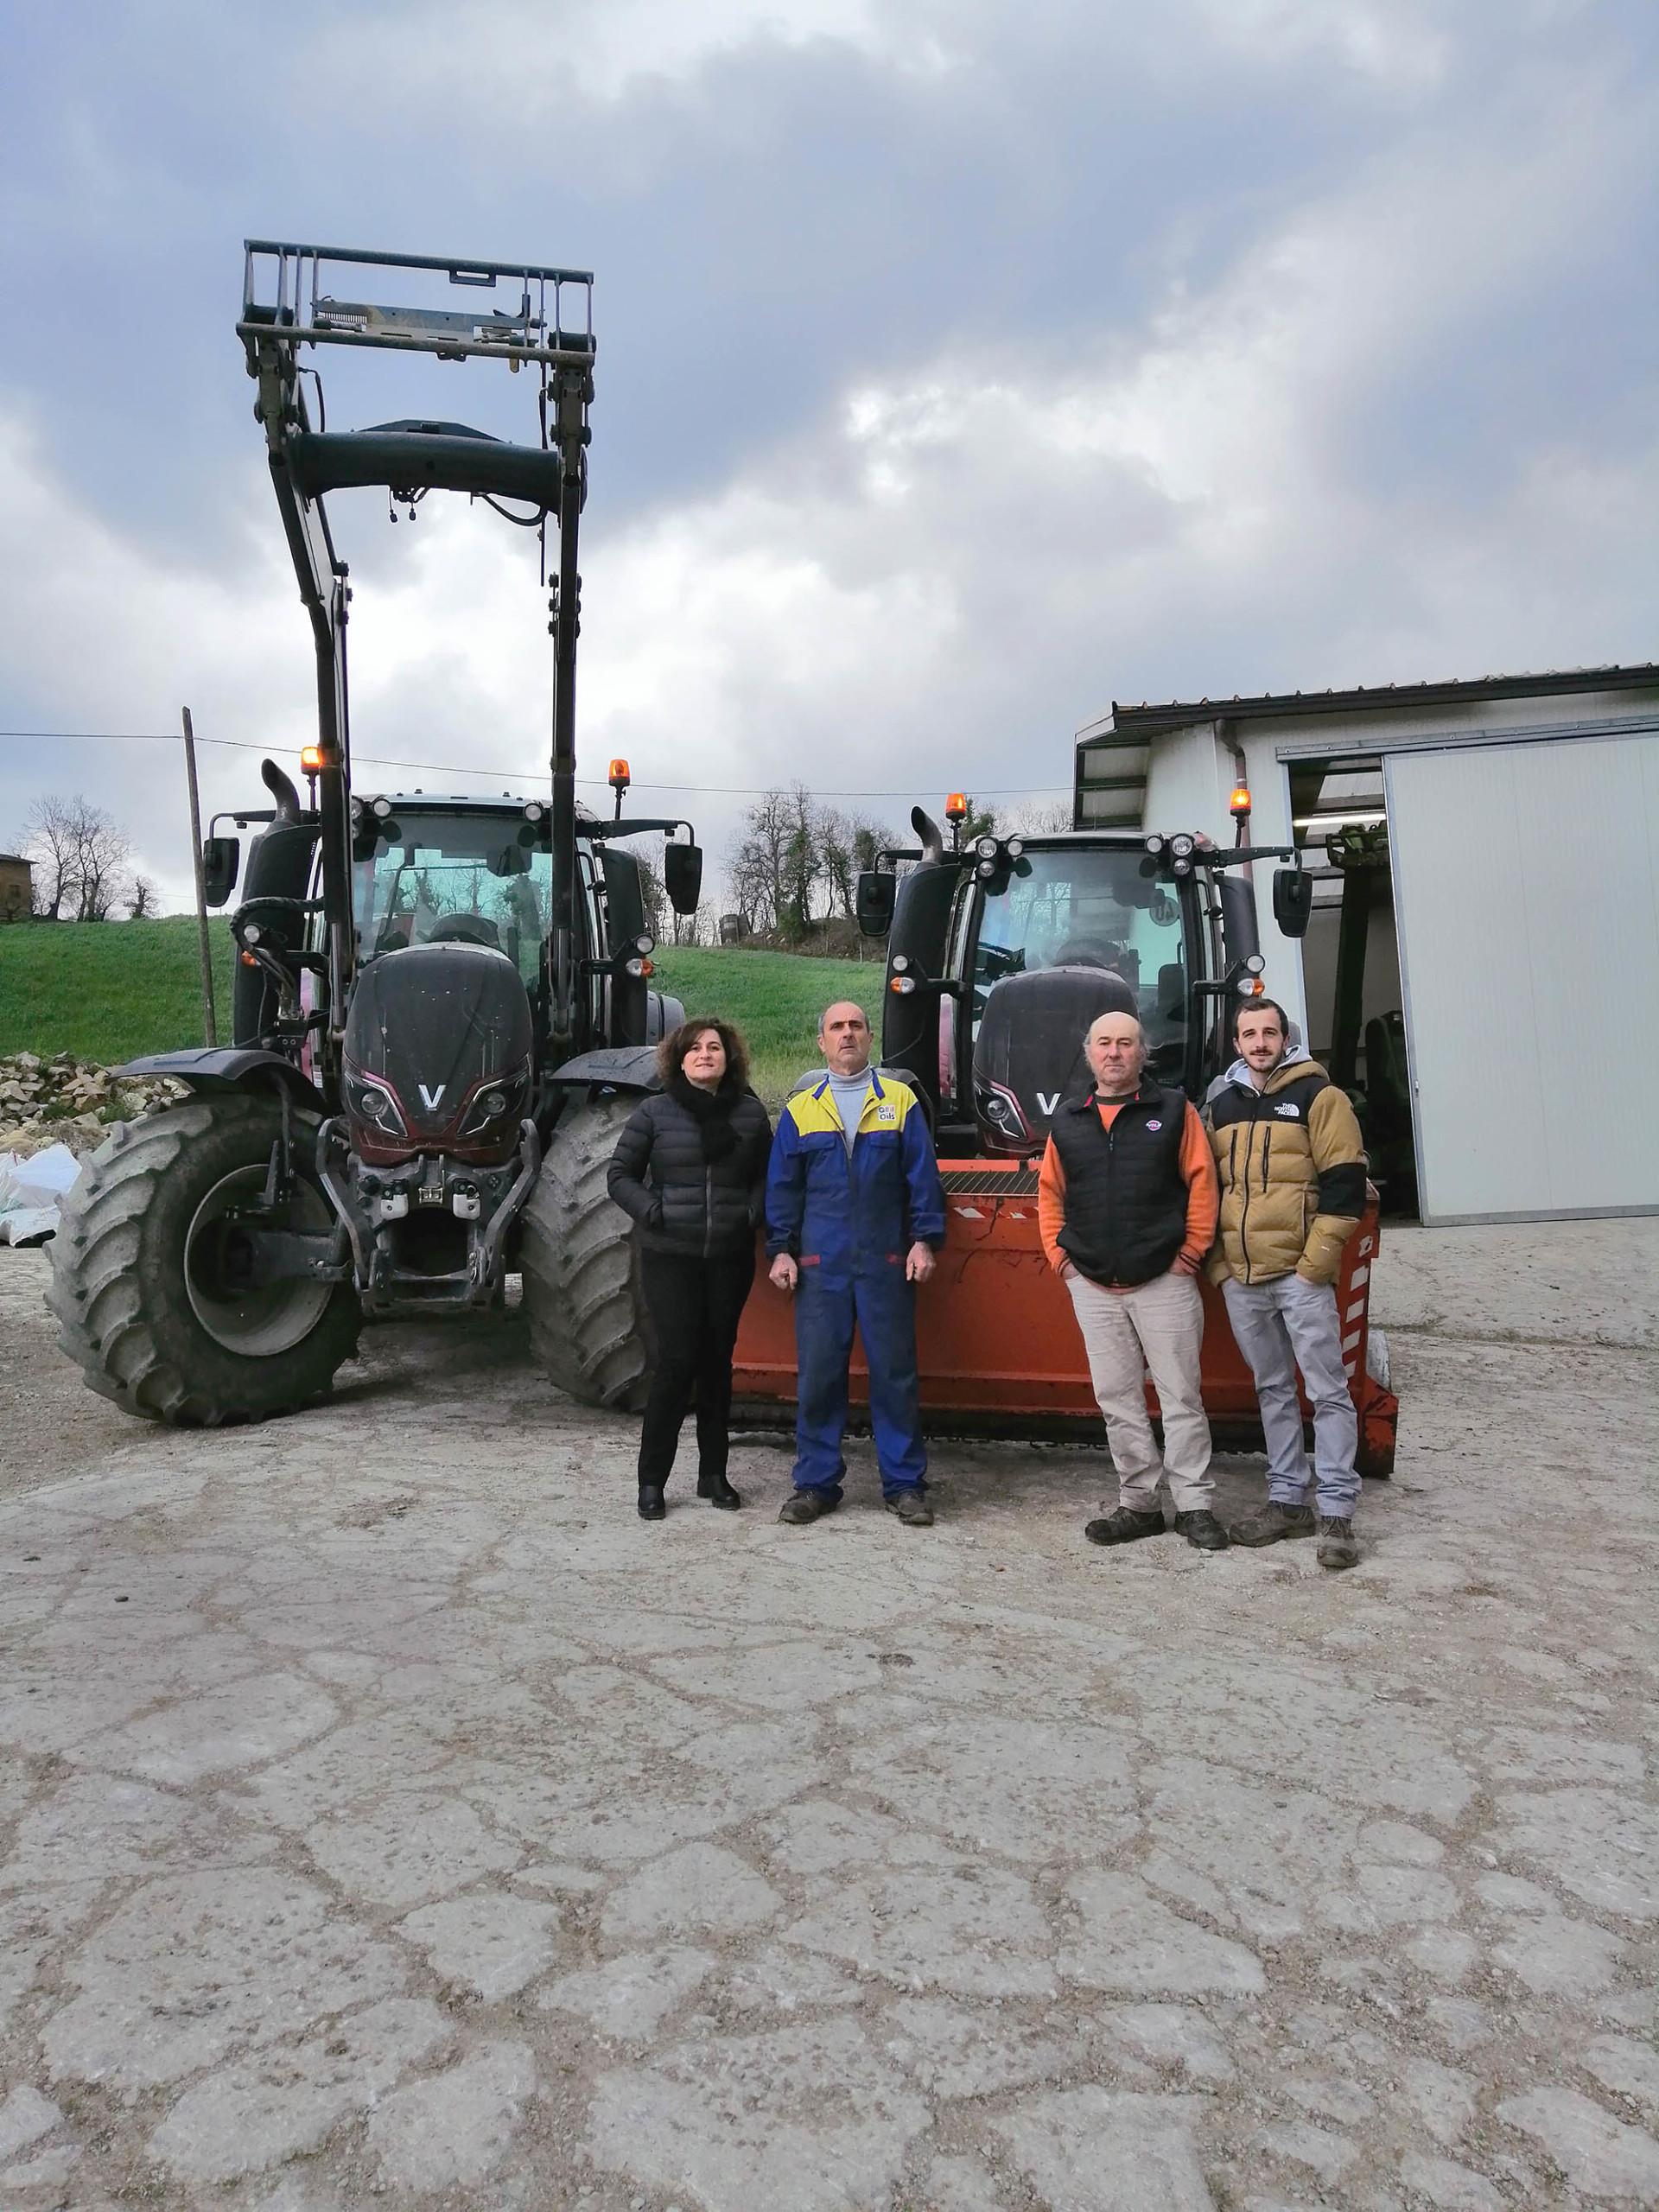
[353, 813, 552, 990]
[970, 843, 1189, 1071]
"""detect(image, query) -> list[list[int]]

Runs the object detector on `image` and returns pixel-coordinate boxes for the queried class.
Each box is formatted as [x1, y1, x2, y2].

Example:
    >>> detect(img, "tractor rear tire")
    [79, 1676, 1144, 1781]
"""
[520, 1093, 648, 1411]
[46, 1094, 360, 1426]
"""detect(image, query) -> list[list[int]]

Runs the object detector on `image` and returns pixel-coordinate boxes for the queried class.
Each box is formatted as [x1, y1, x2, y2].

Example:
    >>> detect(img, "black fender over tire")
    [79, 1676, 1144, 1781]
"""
[46, 1096, 360, 1426]
[520, 1093, 648, 1410]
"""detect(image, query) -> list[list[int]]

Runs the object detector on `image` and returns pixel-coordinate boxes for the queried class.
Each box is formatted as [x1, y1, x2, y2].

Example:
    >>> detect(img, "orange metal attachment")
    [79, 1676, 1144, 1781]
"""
[732, 1181, 1396, 1476]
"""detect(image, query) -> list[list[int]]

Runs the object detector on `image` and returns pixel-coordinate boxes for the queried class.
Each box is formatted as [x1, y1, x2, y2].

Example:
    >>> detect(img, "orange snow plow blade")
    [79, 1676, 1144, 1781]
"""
[732, 1163, 1396, 1477]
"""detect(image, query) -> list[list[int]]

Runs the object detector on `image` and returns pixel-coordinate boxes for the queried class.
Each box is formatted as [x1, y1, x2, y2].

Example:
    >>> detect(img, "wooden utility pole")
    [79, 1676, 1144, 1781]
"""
[181, 707, 217, 1046]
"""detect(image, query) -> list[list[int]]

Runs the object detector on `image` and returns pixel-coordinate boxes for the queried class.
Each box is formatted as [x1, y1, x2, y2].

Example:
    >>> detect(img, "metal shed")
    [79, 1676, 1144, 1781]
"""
[1075, 667, 1659, 1224]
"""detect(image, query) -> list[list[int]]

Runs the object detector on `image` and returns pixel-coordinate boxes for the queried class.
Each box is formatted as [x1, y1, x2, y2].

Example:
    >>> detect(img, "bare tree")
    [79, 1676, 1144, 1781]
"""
[24, 795, 134, 922]
[126, 875, 161, 920]
[1001, 797, 1074, 836]
[728, 788, 794, 937]
[23, 798, 76, 919]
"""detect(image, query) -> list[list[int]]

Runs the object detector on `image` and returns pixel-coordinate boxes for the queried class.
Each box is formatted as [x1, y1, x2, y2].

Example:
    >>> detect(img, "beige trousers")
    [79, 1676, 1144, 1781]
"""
[1065, 1269, 1213, 1512]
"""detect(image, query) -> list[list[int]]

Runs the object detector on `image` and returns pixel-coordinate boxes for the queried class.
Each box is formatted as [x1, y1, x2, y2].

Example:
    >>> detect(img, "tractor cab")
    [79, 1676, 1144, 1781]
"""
[862, 810, 1287, 1156]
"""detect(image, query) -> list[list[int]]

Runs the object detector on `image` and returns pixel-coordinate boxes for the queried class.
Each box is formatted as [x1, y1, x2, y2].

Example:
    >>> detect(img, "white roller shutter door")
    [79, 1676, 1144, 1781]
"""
[1386, 730, 1659, 1222]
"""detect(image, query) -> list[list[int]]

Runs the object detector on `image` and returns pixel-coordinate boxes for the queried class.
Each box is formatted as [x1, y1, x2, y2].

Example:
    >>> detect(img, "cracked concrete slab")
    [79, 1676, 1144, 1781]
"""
[0, 1217, 1654, 2207]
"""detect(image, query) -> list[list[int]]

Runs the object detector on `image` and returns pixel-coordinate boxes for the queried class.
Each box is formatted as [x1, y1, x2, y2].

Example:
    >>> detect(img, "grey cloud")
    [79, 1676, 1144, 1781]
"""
[3, 0, 1657, 904]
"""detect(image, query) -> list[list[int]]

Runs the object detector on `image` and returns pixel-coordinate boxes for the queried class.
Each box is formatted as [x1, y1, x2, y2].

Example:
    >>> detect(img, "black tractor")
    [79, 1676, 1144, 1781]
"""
[48, 242, 696, 1423]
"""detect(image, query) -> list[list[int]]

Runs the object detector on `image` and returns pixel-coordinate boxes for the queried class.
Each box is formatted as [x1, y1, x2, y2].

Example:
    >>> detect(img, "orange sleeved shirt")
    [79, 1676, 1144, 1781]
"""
[1038, 1098, 1218, 1281]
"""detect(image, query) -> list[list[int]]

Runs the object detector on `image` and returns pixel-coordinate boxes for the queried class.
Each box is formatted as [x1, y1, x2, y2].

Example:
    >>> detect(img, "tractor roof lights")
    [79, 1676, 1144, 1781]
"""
[976, 836, 997, 861]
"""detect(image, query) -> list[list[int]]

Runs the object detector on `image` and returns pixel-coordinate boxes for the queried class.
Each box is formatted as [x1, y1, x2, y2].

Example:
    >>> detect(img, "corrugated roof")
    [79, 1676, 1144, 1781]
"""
[1090, 663, 1659, 738]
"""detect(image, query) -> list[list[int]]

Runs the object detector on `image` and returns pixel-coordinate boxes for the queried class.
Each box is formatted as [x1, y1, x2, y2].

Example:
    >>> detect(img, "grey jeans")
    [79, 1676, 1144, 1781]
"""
[1221, 1273, 1359, 1517]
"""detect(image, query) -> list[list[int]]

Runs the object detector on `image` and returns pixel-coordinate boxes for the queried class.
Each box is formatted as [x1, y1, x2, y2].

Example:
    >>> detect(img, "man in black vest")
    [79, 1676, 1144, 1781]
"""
[1038, 1010, 1227, 1550]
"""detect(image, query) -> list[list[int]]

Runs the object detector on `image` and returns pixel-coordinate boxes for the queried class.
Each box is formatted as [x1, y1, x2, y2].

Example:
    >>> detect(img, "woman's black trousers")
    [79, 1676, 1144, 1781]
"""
[637, 1245, 758, 1488]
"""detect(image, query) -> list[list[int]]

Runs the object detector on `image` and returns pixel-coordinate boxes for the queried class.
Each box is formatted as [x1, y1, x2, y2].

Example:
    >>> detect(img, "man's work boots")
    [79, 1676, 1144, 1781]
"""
[778, 1490, 841, 1526]
[1317, 1516, 1359, 1571]
[1229, 1500, 1316, 1547]
[1173, 1510, 1229, 1551]
[1084, 1506, 1166, 1547]
[885, 1490, 934, 1528]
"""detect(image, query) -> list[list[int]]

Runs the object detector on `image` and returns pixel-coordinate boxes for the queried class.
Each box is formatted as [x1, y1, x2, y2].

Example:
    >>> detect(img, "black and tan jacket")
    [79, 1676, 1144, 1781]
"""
[1203, 1051, 1366, 1287]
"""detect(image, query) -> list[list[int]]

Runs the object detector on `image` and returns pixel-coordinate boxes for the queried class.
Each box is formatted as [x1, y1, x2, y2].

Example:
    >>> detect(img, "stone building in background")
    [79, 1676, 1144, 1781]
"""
[0, 854, 33, 922]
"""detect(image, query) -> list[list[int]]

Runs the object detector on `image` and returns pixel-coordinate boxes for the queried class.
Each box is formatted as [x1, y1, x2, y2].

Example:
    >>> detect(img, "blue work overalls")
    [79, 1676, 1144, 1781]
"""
[765, 1069, 946, 1497]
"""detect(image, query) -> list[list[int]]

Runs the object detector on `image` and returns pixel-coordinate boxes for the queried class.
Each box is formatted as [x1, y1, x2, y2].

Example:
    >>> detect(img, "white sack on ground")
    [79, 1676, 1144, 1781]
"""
[0, 1142, 81, 1244]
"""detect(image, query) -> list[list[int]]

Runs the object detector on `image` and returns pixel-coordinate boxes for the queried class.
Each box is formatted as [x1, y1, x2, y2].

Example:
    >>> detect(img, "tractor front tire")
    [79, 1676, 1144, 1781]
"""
[46, 1095, 360, 1426]
[520, 1094, 648, 1411]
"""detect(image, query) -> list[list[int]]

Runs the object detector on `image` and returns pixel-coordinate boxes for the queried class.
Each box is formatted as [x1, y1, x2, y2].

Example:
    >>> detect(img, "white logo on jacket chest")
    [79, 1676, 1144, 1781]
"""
[1272, 1103, 1300, 1118]
[874, 1103, 897, 1125]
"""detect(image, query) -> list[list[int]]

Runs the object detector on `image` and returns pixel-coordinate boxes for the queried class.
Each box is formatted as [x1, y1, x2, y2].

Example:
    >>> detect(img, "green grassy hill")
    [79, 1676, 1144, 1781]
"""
[0, 920, 881, 1103]
[0, 917, 238, 1065]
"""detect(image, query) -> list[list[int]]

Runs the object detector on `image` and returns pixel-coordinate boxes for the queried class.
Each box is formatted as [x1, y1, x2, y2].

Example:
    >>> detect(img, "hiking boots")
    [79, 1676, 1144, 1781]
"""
[1084, 1506, 1166, 1547]
[1317, 1516, 1360, 1570]
[1229, 1500, 1316, 1547]
[1173, 1509, 1229, 1552]
[885, 1489, 934, 1527]
[697, 1472, 743, 1510]
[778, 1490, 841, 1526]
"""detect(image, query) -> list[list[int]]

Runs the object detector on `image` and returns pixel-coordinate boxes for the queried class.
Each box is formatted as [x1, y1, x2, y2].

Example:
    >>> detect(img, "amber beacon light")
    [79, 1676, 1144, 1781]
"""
[1229, 781, 1252, 818]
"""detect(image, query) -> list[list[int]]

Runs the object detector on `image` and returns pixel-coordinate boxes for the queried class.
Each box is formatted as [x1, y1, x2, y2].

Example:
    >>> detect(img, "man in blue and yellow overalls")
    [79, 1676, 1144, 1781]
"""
[765, 1001, 946, 1527]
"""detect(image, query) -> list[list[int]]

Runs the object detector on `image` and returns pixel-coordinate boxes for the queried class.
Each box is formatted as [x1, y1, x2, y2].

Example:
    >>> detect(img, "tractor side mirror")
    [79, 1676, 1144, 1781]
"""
[855, 870, 896, 938]
[201, 836, 240, 908]
[1273, 865, 1313, 939]
[664, 841, 703, 915]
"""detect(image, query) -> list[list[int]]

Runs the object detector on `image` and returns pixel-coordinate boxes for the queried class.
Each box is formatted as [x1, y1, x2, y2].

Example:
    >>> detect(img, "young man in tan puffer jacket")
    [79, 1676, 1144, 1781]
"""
[1204, 997, 1367, 1569]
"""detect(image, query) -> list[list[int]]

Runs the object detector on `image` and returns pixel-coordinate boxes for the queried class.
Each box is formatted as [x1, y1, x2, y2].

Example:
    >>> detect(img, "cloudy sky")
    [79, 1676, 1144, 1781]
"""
[3, 0, 1656, 908]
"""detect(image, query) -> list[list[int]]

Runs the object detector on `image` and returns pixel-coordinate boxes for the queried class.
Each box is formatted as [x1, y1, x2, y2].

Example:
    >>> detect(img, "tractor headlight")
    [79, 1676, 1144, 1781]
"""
[976, 836, 997, 860]
[458, 1068, 528, 1140]
[974, 1082, 1029, 1144]
[346, 1074, 408, 1136]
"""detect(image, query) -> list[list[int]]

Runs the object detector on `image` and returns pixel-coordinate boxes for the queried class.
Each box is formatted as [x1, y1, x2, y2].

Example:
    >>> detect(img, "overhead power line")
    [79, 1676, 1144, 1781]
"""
[0, 729, 1071, 801]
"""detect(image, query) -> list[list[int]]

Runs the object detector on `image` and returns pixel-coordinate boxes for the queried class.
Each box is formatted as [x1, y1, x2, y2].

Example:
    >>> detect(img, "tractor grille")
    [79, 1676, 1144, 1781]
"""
[940, 1166, 1040, 1198]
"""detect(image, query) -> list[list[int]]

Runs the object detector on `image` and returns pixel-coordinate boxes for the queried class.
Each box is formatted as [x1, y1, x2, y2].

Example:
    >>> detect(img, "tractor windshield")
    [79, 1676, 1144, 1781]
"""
[970, 842, 1189, 1061]
[353, 812, 551, 989]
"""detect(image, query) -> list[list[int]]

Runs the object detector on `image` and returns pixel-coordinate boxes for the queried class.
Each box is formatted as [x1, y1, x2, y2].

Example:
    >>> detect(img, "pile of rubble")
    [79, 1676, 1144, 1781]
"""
[0, 1052, 186, 1160]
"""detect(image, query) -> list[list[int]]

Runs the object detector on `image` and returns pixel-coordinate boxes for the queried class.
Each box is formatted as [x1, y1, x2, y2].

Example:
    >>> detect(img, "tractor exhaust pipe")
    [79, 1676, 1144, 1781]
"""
[912, 805, 945, 867]
[261, 759, 303, 824]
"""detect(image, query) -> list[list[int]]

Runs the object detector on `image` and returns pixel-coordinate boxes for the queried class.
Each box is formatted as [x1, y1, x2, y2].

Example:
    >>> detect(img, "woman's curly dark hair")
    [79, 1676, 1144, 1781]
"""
[658, 1016, 751, 1094]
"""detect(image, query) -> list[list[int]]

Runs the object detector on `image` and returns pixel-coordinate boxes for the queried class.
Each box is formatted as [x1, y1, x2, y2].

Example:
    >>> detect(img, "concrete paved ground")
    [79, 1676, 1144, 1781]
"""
[0, 1218, 1656, 2209]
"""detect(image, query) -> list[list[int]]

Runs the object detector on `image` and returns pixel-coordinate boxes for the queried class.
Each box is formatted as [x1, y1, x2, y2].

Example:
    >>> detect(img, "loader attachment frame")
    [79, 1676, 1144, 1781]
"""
[238, 243, 595, 1084]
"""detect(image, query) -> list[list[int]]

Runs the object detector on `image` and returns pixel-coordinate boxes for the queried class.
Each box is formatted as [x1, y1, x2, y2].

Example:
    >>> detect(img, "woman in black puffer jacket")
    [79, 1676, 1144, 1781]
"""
[607, 1018, 772, 1521]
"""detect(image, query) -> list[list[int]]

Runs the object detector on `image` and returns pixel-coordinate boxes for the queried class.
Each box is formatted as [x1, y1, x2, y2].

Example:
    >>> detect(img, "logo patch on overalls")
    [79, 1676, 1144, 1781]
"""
[1145, 1119, 1162, 1131]
[875, 1103, 898, 1125]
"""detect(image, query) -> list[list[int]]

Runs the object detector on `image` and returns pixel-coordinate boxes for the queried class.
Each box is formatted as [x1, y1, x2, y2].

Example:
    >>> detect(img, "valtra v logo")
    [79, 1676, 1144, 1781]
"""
[417, 1084, 447, 1112]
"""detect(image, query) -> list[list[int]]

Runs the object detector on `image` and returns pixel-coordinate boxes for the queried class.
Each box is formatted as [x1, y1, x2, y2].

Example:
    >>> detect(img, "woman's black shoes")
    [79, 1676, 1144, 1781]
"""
[639, 1478, 741, 1516]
